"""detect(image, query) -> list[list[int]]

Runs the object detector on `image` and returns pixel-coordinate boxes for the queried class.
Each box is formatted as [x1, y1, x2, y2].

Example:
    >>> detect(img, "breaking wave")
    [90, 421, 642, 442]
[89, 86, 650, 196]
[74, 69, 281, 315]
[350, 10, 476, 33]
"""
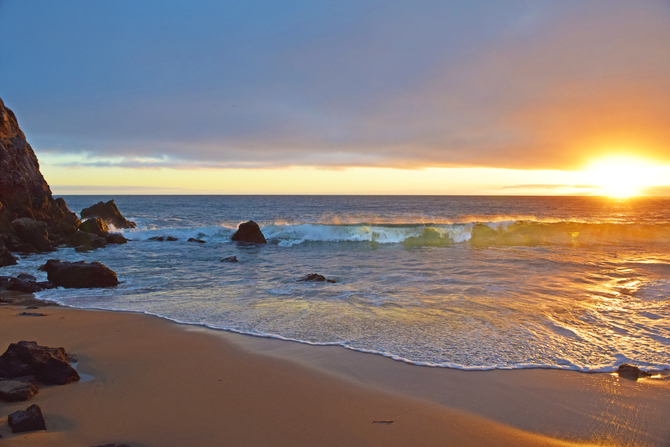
[122, 220, 670, 247]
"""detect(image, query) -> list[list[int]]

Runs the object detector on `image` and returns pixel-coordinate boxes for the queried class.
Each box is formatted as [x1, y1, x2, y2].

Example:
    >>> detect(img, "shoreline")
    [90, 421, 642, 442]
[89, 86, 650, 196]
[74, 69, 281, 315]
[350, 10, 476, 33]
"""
[1, 297, 669, 446]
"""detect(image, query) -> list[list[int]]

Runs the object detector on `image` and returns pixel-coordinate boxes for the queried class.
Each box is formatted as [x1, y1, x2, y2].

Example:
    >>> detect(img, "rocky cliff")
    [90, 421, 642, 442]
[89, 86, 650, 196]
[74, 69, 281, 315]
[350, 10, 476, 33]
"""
[0, 97, 79, 263]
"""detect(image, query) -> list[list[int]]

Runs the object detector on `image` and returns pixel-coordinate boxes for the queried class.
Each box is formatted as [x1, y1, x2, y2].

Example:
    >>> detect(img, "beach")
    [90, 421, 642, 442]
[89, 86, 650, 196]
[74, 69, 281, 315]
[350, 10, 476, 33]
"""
[1, 296, 668, 446]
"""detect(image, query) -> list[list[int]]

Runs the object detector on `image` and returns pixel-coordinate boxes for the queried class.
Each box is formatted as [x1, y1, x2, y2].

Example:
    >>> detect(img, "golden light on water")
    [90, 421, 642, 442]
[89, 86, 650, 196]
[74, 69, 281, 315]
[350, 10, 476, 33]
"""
[585, 157, 661, 198]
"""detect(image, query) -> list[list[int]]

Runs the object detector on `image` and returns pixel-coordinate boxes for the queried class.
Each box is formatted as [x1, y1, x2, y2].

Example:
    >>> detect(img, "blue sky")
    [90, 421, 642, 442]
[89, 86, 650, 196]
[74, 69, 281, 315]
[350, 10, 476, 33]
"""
[1, 0, 670, 193]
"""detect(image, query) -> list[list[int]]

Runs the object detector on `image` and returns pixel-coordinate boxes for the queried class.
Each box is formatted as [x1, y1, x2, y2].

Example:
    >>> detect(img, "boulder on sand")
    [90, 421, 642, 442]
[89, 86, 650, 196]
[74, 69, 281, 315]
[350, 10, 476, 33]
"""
[0, 377, 39, 402]
[41, 259, 119, 288]
[80, 200, 136, 229]
[0, 341, 80, 385]
[231, 221, 267, 244]
[617, 364, 653, 380]
[5, 278, 45, 293]
[8, 404, 46, 433]
[79, 218, 109, 237]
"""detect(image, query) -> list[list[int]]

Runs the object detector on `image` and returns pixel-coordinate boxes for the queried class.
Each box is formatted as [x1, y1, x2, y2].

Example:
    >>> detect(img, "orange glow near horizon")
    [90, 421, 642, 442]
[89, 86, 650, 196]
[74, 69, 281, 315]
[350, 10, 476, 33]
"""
[38, 153, 670, 196]
[583, 156, 662, 198]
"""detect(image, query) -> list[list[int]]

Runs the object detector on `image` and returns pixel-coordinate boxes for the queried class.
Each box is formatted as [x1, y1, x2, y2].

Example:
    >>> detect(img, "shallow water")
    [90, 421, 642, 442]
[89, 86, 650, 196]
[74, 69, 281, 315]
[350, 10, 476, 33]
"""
[5, 195, 670, 371]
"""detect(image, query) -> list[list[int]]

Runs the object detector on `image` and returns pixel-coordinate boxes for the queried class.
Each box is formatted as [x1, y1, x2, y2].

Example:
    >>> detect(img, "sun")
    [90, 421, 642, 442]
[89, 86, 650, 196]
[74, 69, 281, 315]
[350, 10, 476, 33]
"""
[584, 157, 660, 198]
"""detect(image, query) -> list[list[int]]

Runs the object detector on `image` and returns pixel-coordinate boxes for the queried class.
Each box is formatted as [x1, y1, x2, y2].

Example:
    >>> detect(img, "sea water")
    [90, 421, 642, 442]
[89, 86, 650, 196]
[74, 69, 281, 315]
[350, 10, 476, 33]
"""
[5, 195, 670, 372]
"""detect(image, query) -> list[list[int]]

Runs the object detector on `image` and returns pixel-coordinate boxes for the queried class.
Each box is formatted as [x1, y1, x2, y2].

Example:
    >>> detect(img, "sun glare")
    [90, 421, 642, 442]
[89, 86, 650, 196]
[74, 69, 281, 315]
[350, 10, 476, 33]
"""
[585, 157, 660, 198]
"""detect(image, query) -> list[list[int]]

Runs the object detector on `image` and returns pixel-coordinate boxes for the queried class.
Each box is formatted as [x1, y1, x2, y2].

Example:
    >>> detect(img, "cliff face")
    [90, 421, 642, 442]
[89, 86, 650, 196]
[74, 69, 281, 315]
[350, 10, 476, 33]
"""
[0, 97, 79, 260]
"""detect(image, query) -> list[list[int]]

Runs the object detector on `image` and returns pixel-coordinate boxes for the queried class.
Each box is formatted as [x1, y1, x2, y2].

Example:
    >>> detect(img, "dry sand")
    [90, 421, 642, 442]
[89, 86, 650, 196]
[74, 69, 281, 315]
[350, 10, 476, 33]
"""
[0, 301, 668, 447]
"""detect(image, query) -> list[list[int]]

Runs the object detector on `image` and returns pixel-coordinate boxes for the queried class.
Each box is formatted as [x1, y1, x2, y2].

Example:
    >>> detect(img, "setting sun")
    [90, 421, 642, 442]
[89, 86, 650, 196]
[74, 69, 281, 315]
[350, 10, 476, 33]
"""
[585, 157, 661, 198]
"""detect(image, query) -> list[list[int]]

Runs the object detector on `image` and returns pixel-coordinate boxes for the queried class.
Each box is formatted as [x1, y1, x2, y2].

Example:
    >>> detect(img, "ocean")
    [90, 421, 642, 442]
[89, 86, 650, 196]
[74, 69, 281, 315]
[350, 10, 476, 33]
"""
[5, 195, 670, 372]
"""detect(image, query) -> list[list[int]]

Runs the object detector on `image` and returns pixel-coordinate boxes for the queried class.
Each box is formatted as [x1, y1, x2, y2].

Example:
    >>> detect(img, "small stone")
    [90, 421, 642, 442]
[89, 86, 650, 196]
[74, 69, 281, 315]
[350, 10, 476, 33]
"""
[221, 256, 238, 263]
[617, 364, 652, 380]
[8, 404, 46, 432]
[18, 312, 47, 317]
[298, 273, 336, 283]
[148, 236, 165, 241]
[188, 238, 206, 243]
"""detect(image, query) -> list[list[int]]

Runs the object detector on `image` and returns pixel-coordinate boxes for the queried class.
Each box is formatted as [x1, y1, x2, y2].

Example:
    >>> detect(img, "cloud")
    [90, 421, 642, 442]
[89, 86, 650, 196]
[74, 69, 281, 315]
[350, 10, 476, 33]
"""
[499, 184, 597, 190]
[3, 0, 670, 171]
[51, 185, 194, 195]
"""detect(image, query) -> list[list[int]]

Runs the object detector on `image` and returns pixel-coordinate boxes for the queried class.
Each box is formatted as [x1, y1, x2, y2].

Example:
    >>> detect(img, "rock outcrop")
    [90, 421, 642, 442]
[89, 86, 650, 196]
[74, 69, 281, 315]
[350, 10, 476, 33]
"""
[0, 341, 80, 385]
[80, 200, 136, 229]
[105, 233, 128, 244]
[231, 221, 267, 244]
[41, 259, 119, 288]
[0, 98, 80, 254]
[79, 218, 109, 237]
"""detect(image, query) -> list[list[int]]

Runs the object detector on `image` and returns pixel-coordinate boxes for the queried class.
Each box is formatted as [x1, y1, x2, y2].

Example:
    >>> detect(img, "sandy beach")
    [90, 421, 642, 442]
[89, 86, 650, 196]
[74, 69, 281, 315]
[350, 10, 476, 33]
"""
[0, 296, 668, 447]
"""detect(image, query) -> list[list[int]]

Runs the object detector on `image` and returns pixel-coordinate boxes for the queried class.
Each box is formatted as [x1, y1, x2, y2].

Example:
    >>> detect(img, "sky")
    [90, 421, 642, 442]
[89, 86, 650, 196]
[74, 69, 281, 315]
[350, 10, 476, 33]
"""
[1, 0, 669, 195]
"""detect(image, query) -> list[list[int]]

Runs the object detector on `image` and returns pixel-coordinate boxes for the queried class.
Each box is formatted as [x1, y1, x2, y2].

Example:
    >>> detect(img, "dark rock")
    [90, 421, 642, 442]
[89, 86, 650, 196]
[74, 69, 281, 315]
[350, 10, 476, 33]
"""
[16, 273, 36, 281]
[221, 256, 238, 263]
[80, 200, 136, 229]
[148, 235, 178, 242]
[11, 218, 52, 252]
[188, 238, 205, 243]
[0, 243, 17, 266]
[0, 377, 39, 401]
[0, 297, 13, 304]
[0, 98, 80, 254]
[36, 281, 57, 289]
[231, 220, 267, 244]
[71, 230, 107, 249]
[79, 218, 109, 237]
[8, 404, 46, 433]
[18, 312, 47, 317]
[41, 259, 119, 288]
[298, 273, 336, 283]
[0, 341, 79, 385]
[617, 364, 653, 380]
[6, 278, 45, 293]
[105, 233, 128, 244]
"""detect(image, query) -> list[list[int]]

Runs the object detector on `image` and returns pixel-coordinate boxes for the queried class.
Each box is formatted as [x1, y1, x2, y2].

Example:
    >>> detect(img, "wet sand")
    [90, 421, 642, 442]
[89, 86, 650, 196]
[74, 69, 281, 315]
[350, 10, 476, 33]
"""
[0, 301, 668, 446]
